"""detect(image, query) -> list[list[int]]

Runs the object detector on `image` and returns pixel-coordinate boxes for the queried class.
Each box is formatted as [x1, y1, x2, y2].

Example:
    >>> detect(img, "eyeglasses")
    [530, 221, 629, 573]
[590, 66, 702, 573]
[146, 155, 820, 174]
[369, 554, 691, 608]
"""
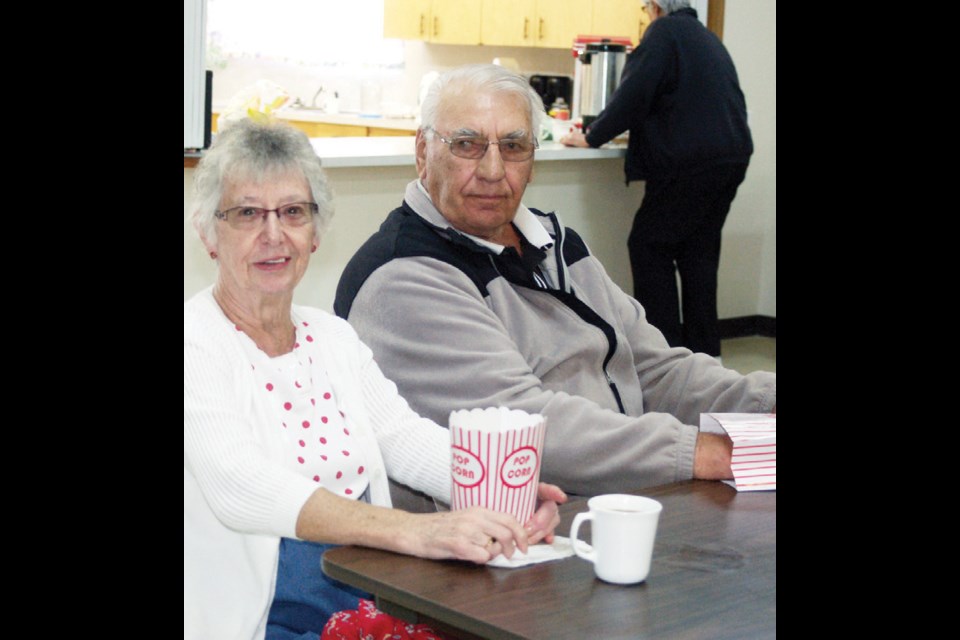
[214, 202, 319, 230]
[430, 129, 538, 162]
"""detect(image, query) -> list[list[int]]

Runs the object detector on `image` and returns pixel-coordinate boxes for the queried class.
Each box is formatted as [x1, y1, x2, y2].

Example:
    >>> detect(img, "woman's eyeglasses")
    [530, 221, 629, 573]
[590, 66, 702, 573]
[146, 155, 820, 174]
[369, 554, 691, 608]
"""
[214, 202, 319, 230]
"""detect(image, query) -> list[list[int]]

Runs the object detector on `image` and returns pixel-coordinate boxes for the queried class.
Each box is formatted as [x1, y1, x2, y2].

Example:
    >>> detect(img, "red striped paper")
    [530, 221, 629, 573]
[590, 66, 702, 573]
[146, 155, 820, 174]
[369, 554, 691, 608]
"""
[450, 408, 547, 525]
[700, 413, 776, 491]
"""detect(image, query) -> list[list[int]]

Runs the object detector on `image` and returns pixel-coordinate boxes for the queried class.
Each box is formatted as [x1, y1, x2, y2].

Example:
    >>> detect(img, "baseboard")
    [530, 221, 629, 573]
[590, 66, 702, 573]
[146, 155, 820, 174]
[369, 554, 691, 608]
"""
[718, 315, 776, 339]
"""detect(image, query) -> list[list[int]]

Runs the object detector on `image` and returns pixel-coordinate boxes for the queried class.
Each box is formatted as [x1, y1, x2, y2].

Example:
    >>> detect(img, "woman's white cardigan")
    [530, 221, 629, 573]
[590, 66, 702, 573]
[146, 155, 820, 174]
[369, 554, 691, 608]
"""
[184, 287, 451, 640]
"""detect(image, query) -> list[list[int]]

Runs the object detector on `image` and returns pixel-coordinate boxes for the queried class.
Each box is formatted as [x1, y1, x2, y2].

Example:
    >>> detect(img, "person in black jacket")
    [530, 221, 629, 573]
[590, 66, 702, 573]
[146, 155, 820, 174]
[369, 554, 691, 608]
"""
[562, 0, 752, 358]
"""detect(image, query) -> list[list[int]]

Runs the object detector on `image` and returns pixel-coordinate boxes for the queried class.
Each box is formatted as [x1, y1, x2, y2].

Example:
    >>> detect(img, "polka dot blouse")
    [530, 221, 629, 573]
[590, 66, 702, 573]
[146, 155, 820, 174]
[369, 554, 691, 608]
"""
[238, 320, 369, 500]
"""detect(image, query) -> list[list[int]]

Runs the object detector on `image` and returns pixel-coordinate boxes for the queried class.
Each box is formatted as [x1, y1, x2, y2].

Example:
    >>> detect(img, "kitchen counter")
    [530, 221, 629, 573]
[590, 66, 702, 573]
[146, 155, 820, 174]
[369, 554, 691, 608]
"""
[309, 137, 626, 168]
[275, 108, 419, 133]
[185, 137, 626, 169]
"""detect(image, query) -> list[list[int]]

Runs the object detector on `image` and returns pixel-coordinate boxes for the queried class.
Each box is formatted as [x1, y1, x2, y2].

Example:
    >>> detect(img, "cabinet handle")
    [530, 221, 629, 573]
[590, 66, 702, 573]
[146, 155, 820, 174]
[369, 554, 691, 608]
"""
[523, 17, 529, 39]
[419, 14, 425, 38]
[539, 18, 544, 40]
[434, 16, 438, 37]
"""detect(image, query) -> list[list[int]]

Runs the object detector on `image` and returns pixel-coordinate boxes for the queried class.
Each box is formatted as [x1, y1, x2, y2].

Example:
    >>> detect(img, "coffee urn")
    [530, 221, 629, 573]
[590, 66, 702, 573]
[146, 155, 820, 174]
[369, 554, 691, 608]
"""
[573, 40, 628, 130]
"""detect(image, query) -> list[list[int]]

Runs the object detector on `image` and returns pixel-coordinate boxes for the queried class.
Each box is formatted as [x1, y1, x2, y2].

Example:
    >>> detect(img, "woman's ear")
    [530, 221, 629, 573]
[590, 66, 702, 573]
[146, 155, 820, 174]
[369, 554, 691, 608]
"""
[198, 223, 217, 257]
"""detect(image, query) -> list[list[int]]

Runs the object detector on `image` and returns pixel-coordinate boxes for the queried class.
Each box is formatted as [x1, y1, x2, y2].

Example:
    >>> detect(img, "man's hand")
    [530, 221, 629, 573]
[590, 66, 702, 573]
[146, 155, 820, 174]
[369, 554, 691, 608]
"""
[525, 482, 568, 545]
[693, 432, 733, 480]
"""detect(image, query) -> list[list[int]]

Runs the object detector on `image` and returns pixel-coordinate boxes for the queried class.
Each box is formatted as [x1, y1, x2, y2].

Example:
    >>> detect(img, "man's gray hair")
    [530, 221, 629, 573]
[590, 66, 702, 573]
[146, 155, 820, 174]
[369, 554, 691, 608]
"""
[190, 118, 333, 244]
[650, 0, 691, 14]
[420, 63, 545, 138]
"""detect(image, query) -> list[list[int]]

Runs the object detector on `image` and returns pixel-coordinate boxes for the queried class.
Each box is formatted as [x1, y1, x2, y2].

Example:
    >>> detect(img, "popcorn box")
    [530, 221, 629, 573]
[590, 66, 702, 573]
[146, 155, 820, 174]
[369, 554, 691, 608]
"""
[449, 407, 546, 525]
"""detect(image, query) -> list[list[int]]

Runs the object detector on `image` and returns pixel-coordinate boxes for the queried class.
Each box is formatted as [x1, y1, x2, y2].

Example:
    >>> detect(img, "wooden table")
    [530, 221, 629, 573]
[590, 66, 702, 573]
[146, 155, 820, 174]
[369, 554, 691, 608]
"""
[322, 480, 776, 639]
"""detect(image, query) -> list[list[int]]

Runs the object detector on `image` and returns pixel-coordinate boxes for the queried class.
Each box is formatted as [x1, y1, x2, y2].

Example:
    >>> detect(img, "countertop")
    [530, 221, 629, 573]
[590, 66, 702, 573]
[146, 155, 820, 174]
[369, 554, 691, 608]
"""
[275, 108, 419, 132]
[185, 133, 626, 169]
[309, 137, 626, 168]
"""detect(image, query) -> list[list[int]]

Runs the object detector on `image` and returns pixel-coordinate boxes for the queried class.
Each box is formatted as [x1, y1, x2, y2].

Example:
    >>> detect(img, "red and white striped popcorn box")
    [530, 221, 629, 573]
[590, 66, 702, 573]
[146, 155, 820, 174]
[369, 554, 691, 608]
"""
[449, 407, 547, 525]
[700, 413, 776, 491]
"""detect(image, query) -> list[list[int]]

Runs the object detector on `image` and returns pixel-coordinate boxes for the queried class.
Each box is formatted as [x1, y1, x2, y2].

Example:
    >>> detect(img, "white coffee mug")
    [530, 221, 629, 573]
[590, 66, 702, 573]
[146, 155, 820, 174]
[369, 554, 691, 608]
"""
[569, 494, 663, 584]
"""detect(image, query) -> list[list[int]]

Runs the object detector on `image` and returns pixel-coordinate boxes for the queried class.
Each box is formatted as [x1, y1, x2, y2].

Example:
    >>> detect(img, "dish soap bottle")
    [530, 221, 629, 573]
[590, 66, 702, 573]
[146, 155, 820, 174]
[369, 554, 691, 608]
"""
[549, 97, 570, 121]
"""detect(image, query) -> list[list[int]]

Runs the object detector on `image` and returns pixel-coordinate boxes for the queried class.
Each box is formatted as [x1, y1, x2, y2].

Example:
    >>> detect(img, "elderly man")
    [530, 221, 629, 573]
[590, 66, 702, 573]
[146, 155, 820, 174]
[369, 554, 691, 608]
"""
[335, 64, 774, 507]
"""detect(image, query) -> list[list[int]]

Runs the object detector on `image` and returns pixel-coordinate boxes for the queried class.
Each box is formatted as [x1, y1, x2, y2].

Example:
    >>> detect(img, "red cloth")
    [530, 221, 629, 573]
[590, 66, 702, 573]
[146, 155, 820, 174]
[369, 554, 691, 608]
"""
[322, 599, 448, 640]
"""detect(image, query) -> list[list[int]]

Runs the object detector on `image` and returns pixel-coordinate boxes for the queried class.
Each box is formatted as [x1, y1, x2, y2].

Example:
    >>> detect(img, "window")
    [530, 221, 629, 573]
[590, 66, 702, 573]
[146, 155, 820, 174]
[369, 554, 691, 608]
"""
[206, 0, 406, 111]
[207, 0, 402, 69]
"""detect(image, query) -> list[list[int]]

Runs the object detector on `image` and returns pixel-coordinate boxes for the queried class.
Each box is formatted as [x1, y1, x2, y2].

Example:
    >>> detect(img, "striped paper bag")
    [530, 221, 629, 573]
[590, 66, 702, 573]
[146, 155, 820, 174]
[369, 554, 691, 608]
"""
[700, 413, 776, 491]
[449, 407, 546, 525]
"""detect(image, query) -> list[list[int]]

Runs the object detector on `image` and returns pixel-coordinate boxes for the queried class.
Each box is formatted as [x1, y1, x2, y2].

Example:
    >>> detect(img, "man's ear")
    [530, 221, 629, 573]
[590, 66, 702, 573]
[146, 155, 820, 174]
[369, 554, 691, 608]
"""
[415, 128, 428, 180]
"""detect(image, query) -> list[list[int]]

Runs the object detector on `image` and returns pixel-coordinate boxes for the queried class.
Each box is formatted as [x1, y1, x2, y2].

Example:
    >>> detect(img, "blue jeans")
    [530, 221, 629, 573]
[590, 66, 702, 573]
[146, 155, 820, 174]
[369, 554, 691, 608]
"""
[265, 538, 372, 640]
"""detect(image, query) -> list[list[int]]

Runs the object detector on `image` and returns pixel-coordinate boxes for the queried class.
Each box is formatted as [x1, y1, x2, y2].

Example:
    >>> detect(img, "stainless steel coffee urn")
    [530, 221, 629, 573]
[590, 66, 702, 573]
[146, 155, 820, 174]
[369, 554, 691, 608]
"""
[573, 41, 628, 129]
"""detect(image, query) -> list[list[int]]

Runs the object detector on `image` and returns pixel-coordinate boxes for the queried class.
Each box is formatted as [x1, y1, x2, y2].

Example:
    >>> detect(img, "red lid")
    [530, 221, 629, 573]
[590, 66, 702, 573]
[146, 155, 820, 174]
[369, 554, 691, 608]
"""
[572, 35, 634, 56]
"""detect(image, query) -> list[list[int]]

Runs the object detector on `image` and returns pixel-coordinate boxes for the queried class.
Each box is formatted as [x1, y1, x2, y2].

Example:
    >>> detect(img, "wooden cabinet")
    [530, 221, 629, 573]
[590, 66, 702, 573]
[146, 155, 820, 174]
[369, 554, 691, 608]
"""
[481, 0, 587, 48]
[534, 3, 584, 48]
[431, 0, 482, 44]
[384, 0, 432, 40]
[210, 114, 415, 138]
[591, 0, 651, 46]
[384, 0, 481, 44]
[481, 0, 537, 46]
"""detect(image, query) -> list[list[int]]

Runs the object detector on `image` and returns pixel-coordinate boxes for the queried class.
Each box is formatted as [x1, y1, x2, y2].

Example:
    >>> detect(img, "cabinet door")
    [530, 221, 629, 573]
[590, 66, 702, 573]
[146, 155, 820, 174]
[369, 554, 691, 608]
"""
[591, 0, 650, 46]
[430, 0, 482, 44]
[481, 0, 537, 46]
[384, 0, 432, 40]
[535, 1, 588, 49]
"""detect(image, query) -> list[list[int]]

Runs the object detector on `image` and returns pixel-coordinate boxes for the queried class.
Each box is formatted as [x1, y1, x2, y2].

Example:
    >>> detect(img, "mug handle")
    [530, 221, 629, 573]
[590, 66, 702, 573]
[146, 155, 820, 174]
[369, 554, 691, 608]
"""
[569, 512, 597, 563]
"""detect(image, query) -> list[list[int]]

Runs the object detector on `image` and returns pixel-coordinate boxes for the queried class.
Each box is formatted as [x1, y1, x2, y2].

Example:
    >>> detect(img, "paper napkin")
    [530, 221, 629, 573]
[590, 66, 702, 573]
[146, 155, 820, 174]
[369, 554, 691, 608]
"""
[487, 536, 584, 568]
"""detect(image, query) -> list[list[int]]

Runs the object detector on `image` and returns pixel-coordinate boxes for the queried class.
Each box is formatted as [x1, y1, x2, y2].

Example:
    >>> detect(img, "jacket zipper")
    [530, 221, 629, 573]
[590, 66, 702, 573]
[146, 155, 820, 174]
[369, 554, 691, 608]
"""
[604, 370, 626, 414]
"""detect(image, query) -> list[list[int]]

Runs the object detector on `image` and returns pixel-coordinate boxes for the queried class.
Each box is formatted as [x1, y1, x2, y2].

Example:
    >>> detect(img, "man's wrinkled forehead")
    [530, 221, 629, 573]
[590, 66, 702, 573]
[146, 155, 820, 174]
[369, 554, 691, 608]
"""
[435, 86, 533, 135]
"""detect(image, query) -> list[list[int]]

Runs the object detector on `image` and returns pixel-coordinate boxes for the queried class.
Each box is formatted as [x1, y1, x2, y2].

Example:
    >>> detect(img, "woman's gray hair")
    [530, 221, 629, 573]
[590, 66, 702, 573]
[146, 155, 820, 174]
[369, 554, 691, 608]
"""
[650, 0, 691, 13]
[190, 118, 333, 245]
[420, 63, 545, 138]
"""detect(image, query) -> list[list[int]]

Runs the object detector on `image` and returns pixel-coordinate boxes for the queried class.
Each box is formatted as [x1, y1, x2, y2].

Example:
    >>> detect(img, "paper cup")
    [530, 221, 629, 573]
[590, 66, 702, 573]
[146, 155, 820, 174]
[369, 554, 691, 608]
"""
[449, 407, 546, 525]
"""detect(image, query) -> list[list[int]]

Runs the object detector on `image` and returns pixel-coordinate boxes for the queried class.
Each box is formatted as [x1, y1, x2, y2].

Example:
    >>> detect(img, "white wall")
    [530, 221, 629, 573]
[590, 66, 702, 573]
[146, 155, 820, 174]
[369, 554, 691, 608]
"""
[717, 0, 776, 319]
[211, 42, 575, 114]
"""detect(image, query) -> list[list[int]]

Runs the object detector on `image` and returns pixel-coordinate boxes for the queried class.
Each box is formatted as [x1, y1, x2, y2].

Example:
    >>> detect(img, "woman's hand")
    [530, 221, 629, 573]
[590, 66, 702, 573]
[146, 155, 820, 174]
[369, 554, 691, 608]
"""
[403, 483, 567, 563]
[407, 506, 530, 564]
[525, 482, 567, 545]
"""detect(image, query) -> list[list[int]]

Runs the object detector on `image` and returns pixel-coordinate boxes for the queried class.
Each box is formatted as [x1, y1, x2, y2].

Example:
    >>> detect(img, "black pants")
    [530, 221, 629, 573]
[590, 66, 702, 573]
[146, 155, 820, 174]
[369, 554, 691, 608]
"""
[628, 163, 748, 357]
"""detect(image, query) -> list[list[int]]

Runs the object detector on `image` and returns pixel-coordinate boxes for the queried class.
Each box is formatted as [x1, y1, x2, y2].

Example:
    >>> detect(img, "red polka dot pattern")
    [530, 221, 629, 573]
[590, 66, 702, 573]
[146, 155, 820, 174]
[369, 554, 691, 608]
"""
[243, 320, 368, 500]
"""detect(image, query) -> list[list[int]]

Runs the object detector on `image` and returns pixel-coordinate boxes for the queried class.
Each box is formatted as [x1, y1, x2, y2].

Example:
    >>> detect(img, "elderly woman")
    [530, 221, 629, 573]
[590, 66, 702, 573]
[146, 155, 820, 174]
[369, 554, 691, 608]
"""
[184, 119, 565, 640]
